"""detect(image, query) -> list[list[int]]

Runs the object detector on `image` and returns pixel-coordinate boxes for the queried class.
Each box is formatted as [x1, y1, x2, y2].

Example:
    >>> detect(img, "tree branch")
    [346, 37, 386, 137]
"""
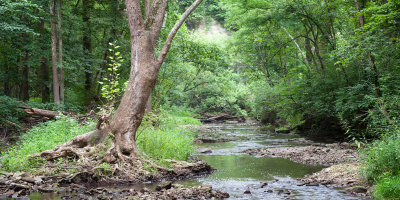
[147, 0, 168, 44]
[144, 0, 151, 19]
[125, 0, 144, 33]
[282, 26, 310, 67]
[157, 0, 203, 64]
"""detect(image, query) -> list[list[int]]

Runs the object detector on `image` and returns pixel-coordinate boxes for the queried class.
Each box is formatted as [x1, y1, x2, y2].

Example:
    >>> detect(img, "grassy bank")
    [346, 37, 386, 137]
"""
[0, 108, 200, 172]
[0, 116, 95, 172]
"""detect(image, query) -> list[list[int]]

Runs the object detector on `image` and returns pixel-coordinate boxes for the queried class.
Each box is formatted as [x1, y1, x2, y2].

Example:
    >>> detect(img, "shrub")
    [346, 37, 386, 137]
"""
[361, 127, 400, 184]
[136, 108, 200, 162]
[0, 116, 95, 172]
[0, 96, 27, 128]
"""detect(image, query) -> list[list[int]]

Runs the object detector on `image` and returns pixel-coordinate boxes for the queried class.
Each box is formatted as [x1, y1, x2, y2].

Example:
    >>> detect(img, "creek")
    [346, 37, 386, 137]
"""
[176, 124, 362, 200]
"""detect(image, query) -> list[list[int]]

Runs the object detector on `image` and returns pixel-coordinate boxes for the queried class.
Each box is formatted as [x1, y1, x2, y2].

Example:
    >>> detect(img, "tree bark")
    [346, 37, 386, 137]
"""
[21, 50, 29, 102]
[50, 0, 60, 104]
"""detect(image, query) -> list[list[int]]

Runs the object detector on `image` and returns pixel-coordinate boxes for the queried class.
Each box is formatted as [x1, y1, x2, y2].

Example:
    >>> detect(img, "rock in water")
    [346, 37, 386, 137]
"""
[345, 186, 368, 194]
[155, 181, 172, 191]
[200, 148, 212, 153]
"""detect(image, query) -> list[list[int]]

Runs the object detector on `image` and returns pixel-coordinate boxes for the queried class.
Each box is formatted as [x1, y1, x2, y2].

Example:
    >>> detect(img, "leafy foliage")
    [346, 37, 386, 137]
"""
[0, 96, 27, 127]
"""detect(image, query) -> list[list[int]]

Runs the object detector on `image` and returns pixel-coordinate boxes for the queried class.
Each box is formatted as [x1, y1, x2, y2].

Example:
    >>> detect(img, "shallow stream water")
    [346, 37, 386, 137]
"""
[175, 124, 362, 200]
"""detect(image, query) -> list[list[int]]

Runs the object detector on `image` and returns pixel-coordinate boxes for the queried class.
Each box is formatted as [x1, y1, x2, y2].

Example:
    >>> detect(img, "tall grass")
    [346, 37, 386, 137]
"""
[0, 116, 95, 172]
[136, 108, 201, 161]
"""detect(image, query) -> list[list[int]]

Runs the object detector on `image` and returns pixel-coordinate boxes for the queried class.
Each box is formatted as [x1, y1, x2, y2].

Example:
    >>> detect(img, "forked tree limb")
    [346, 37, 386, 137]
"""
[158, 0, 203, 64]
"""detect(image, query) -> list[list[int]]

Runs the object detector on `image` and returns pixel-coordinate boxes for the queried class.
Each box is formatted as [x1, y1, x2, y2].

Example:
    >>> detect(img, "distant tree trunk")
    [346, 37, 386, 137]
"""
[354, 0, 391, 123]
[57, 0, 64, 104]
[4, 81, 10, 96]
[309, 26, 325, 74]
[39, 21, 50, 103]
[304, 28, 319, 73]
[82, 0, 92, 93]
[21, 51, 29, 102]
[4, 62, 11, 96]
[50, 0, 60, 104]
[40, 60, 50, 103]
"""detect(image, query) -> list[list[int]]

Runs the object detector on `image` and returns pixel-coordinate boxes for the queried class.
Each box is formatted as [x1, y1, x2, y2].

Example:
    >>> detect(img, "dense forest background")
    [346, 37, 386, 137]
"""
[2, 0, 399, 138]
[1, 0, 400, 199]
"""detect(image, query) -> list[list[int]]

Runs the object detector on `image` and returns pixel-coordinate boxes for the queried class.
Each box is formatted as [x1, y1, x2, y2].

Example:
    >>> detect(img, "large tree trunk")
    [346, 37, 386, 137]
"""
[109, 34, 159, 157]
[50, 0, 60, 104]
[106, 0, 203, 159]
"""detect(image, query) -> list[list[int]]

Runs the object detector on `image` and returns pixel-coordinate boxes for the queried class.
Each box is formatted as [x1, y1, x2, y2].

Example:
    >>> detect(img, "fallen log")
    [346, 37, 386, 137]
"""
[18, 106, 68, 118]
[196, 113, 246, 123]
